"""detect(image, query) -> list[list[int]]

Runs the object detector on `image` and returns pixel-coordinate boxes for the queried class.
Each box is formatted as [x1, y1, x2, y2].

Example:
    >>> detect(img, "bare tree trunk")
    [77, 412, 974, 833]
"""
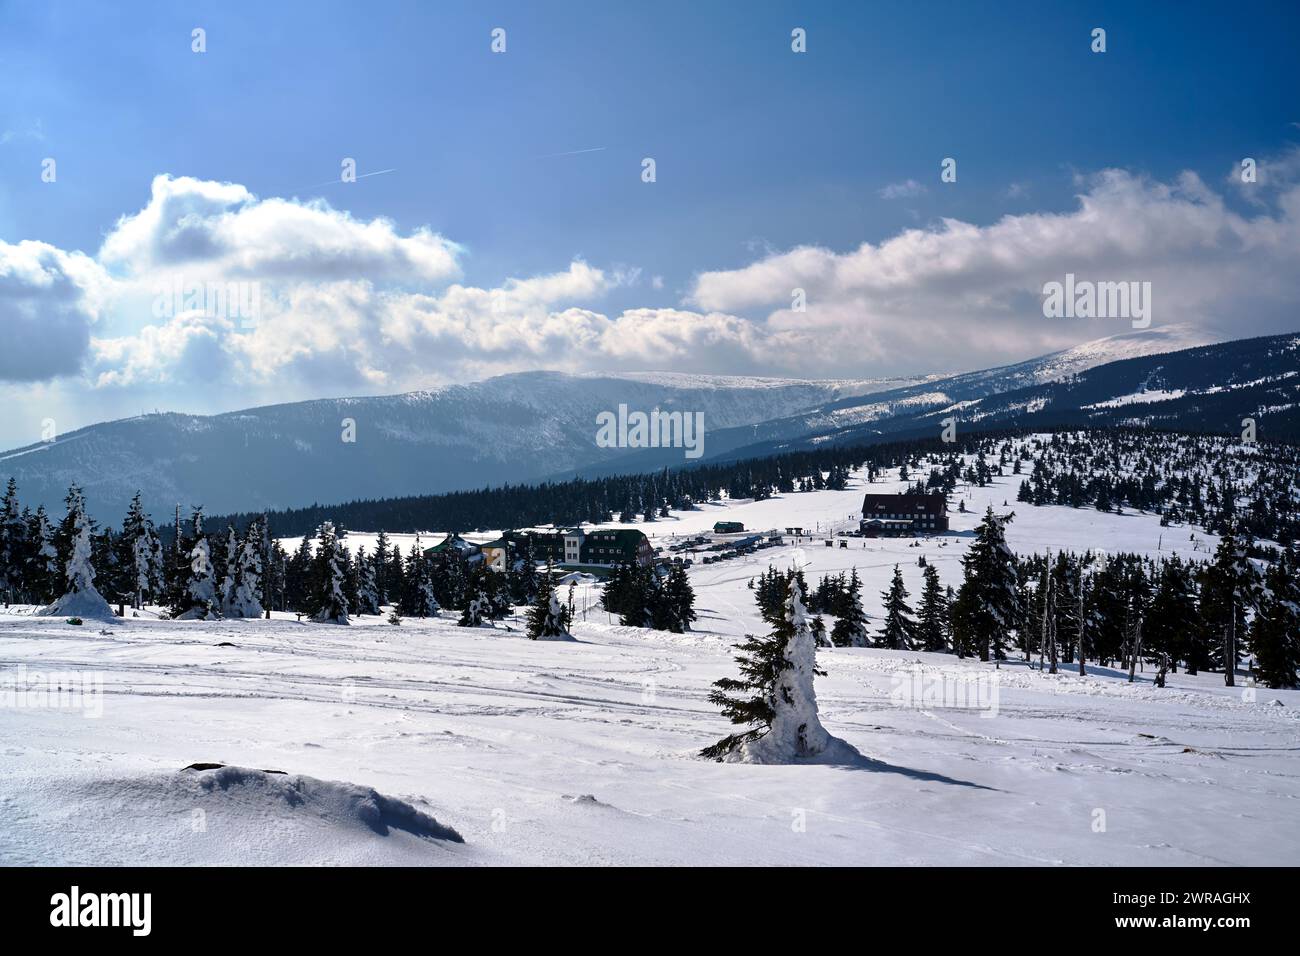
[1128, 614, 1142, 683]
[1077, 575, 1086, 677]
[1224, 599, 1236, 687]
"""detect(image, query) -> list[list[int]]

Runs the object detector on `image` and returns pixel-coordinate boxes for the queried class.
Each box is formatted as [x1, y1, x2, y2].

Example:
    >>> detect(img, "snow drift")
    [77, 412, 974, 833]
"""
[9, 765, 466, 866]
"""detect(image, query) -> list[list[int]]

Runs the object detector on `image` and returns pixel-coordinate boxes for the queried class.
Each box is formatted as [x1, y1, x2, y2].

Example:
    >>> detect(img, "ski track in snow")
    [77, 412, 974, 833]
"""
[3, 461, 1298, 866]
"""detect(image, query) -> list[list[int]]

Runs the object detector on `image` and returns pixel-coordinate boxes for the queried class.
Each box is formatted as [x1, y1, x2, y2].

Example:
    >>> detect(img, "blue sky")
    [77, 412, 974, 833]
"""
[1, 0, 1299, 445]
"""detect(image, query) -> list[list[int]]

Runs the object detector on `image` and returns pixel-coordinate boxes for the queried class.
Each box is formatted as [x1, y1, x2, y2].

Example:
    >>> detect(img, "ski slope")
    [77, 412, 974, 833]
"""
[2, 464, 1297, 866]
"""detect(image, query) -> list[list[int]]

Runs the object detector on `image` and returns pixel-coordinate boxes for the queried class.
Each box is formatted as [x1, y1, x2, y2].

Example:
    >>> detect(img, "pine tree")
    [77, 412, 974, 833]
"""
[1201, 532, 1260, 686]
[354, 546, 380, 616]
[916, 564, 948, 653]
[877, 565, 918, 649]
[0, 478, 27, 603]
[372, 531, 391, 607]
[664, 564, 697, 632]
[526, 579, 571, 640]
[958, 507, 1020, 661]
[307, 521, 349, 624]
[1251, 548, 1300, 689]
[398, 542, 439, 618]
[702, 576, 847, 764]
[227, 518, 265, 618]
[171, 508, 219, 619]
[219, 526, 240, 615]
[26, 506, 59, 604]
[831, 567, 870, 647]
[458, 567, 490, 627]
[120, 492, 162, 609]
[40, 485, 113, 619]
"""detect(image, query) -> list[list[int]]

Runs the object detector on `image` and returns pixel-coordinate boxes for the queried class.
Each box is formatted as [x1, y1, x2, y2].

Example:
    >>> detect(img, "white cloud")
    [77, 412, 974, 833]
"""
[100, 174, 460, 284]
[879, 179, 928, 200]
[0, 239, 111, 381]
[690, 166, 1300, 371]
[6, 160, 1300, 422]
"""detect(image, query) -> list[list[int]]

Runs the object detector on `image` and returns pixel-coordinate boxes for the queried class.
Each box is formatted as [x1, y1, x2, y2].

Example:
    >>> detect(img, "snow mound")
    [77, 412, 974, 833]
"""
[19, 765, 466, 866]
[37, 589, 115, 621]
[184, 764, 463, 841]
[727, 731, 865, 766]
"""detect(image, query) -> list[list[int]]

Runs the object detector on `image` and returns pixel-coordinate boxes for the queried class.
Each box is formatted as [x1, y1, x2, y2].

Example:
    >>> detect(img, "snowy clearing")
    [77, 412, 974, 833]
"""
[3, 463, 1297, 866]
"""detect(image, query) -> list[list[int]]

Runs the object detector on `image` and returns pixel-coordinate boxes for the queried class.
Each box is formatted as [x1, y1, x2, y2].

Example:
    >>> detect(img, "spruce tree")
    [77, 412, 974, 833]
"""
[877, 565, 918, 649]
[1251, 548, 1300, 689]
[831, 567, 870, 648]
[664, 564, 697, 632]
[526, 579, 571, 640]
[916, 563, 948, 652]
[40, 485, 113, 619]
[307, 521, 350, 624]
[227, 519, 265, 618]
[354, 546, 380, 615]
[702, 576, 846, 763]
[958, 508, 1020, 661]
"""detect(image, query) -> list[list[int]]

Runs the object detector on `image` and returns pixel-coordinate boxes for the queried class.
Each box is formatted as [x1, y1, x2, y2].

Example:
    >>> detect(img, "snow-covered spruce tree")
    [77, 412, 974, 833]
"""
[183, 539, 220, 619]
[0, 478, 26, 603]
[916, 563, 948, 652]
[25, 506, 59, 604]
[39, 485, 113, 619]
[664, 564, 697, 632]
[877, 565, 918, 649]
[526, 580, 572, 640]
[120, 493, 163, 609]
[702, 576, 857, 764]
[1251, 547, 1300, 689]
[398, 541, 438, 618]
[353, 546, 380, 616]
[831, 567, 870, 648]
[307, 521, 349, 624]
[1201, 532, 1260, 686]
[1145, 555, 1198, 674]
[372, 531, 391, 607]
[458, 586, 487, 627]
[226, 520, 265, 618]
[219, 526, 239, 614]
[956, 507, 1019, 661]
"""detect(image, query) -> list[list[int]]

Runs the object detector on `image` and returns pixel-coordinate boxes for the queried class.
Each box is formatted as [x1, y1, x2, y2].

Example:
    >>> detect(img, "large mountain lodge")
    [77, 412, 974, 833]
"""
[425, 527, 653, 573]
[860, 492, 949, 537]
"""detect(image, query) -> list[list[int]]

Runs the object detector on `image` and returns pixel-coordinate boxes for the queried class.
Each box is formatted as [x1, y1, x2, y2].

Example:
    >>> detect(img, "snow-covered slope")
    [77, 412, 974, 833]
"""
[574, 325, 1226, 474]
[3, 457, 1296, 866]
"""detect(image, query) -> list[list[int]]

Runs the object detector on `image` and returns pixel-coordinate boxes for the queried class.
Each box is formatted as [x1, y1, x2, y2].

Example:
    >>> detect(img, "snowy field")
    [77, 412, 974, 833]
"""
[3, 464, 1298, 866]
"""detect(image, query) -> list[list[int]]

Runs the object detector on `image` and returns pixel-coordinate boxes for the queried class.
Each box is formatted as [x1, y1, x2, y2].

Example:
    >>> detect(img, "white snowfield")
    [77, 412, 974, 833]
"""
[3, 463, 1297, 866]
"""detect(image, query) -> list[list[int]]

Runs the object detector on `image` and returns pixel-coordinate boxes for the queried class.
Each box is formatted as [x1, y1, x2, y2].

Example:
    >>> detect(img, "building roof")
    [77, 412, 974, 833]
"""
[582, 528, 649, 547]
[861, 492, 947, 514]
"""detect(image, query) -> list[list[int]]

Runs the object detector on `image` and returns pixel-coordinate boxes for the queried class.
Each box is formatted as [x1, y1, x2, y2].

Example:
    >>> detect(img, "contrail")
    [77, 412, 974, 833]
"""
[534, 146, 607, 159]
[294, 168, 398, 191]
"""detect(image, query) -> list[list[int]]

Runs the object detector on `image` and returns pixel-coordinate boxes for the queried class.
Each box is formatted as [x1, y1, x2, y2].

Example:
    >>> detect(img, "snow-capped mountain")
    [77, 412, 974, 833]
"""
[0, 324, 1247, 522]
[0, 371, 907, 521]
[569, 324, 1226, 474]
[695, 331, 1300, 464]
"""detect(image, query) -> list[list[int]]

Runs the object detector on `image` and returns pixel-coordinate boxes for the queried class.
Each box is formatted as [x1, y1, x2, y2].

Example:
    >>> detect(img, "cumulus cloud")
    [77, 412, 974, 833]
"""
[6, 160, 1300, 406]
[689, 166, 1300, 371]
[0, 239, 110, 381]
[100, 174, 461, 284]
